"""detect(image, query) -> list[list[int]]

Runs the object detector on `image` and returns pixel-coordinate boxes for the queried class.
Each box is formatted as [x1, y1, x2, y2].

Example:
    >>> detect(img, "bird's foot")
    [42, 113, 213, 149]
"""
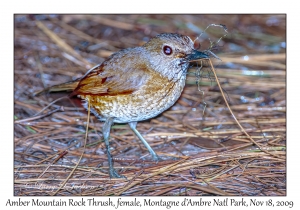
[152, 154, 162, 163]
[109, 168, 126, 179]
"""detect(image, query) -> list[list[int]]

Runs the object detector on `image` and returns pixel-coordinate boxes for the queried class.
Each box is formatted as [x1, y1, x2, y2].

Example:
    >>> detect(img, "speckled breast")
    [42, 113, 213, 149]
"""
[81, 73, 186, 123]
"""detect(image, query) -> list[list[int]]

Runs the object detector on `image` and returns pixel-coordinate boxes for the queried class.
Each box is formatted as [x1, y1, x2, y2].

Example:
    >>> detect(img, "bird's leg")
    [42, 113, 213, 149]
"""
[128, 121, 160, 161]
[103, 118, 125, 178]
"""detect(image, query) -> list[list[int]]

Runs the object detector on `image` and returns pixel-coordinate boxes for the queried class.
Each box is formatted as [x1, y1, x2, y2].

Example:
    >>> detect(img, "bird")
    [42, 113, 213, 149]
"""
[36, 33, 209, 178]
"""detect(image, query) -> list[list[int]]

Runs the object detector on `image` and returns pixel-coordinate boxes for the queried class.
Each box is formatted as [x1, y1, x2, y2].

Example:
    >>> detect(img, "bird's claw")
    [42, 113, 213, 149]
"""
[152, 154, 162, 163]
[109, 169, 126, 179]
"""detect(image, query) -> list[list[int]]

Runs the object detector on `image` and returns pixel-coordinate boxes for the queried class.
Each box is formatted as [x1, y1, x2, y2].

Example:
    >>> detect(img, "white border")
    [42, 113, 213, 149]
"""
[3, 0, 296, 209]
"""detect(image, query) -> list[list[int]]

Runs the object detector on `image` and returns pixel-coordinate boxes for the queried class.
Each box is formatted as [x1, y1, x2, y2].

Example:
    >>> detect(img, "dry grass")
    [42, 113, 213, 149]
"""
[14, 14, 286, 196]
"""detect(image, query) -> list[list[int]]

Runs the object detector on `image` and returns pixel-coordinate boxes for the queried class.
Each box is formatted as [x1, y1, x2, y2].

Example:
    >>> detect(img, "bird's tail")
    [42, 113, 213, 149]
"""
[34, 79, 80, 96]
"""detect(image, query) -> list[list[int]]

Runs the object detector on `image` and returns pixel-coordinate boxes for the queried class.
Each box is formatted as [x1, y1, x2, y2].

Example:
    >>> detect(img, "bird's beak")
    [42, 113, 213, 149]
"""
[186, 49, 209, 61]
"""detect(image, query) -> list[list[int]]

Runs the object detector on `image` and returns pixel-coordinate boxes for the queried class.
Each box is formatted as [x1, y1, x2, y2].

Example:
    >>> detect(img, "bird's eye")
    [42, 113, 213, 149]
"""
[163, 45, 173, 55]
